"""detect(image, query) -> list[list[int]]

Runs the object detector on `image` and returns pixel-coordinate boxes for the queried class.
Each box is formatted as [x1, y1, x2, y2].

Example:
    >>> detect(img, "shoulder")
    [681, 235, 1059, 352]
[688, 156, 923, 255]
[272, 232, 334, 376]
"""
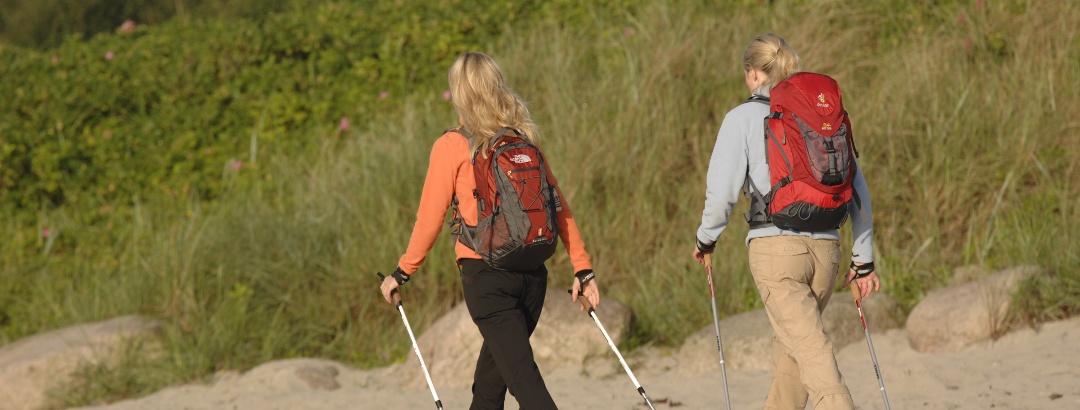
[723, 99, 770, 124]
[433, 128, 470, 151]
[715, 100, 769, 144]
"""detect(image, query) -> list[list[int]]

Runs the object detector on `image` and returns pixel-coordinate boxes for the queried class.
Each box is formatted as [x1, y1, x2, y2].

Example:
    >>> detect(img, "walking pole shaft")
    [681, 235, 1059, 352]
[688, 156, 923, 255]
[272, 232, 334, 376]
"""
[851, 285, 891, 410]
[572, 291, 656, 410]
[704, 258, 732, 410]
[380, 273, 443, 409]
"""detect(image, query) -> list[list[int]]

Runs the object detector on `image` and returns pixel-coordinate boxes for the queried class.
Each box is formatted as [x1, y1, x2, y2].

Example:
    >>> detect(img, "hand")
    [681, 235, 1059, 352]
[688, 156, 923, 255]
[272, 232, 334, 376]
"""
[843, 267, 881, 300]
[380, 275, 400, 305]
[693, 238, 715, 265]
[571, 276, 600, 311]
[693, 246, 707, 265]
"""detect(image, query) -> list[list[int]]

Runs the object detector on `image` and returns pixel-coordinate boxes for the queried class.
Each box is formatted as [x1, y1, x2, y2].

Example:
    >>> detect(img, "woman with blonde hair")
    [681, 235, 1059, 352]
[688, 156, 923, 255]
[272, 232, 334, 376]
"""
[381, 51, 600, 409]
[692, 34, 881, 409]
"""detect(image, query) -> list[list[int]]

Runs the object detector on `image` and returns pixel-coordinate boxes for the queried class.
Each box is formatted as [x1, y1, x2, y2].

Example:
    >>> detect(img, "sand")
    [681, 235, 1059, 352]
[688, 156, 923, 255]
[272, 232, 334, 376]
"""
[75, 316, 1080, 410]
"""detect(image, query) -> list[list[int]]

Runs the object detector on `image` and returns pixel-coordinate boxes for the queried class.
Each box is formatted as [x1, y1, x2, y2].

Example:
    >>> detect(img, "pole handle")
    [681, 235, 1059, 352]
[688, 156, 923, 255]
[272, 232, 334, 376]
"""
[704, 254, 713, 270]
[568, 289, 594, 311]
[850, 281, 862, 302]
[377, 272, 403, 307]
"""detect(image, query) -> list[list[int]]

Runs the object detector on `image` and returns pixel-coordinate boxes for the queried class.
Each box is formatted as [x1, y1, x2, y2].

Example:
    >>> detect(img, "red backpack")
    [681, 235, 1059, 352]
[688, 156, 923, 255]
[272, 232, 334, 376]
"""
[451, 127, 560, 271]
[748, 72, 859, 231]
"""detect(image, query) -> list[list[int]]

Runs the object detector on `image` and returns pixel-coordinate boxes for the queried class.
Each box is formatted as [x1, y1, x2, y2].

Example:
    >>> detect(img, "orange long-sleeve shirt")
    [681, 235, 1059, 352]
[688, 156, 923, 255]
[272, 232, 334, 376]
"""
[397, 129, 593, 276]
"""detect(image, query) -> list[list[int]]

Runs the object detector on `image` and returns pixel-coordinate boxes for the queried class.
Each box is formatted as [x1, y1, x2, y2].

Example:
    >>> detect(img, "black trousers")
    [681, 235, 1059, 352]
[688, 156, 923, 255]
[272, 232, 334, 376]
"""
[459, 259, 557, 410]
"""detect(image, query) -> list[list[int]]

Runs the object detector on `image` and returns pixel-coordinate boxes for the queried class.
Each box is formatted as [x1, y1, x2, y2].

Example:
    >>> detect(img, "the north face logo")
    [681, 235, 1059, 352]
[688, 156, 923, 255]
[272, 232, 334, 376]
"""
[510, 154, 532, 164]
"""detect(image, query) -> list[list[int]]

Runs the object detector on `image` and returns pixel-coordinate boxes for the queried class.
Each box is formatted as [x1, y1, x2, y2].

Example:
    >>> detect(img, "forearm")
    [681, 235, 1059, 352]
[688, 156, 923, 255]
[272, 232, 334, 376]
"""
[554, 186, 593, 273]
[849, 165, 875, 263]
[696, 130, 746, 247]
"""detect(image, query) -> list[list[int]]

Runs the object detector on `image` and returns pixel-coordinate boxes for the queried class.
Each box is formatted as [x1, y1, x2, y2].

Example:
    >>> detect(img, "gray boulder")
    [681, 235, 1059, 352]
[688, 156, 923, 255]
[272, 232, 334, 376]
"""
[398, 288, 631, 388]
[906, 265, 1043, 353]
[678, 290, 902, 373]
[0, 315, 161, 410]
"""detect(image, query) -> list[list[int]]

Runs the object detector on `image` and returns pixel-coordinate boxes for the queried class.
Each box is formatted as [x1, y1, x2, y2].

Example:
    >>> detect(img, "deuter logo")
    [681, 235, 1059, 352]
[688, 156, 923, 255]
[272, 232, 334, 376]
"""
[822, 122, 832, 130]
[816, 93, 830, 108]
[510, 154, 532, 164]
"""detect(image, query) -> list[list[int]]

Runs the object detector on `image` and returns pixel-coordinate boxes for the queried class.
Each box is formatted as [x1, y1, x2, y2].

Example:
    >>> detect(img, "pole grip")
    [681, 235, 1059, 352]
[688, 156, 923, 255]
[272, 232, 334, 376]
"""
[569, 289, 594, 311]
[704, 255, 713, 270]
[850, 281, 862, 302]
[378, 272, 404, 307]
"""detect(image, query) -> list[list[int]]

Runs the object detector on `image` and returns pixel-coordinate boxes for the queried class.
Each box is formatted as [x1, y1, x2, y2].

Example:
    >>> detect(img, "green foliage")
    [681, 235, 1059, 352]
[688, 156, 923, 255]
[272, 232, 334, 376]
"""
[0, 0, 298, 49]
[0, 1, 544, 227]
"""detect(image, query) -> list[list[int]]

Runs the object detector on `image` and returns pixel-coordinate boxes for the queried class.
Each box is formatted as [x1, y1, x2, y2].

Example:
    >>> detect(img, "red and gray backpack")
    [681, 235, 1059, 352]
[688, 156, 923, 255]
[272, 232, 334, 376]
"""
[745, 72, 861, 231]
[450, 127, 560, 271]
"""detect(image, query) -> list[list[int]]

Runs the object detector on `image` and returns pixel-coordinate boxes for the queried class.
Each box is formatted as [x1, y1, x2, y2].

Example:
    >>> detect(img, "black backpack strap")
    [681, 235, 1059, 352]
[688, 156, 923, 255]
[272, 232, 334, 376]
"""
[742, 97, 776, 228]
[449, 193, 463, 236]
[743, 173, 773, 228]
[745, 94, 770, 105]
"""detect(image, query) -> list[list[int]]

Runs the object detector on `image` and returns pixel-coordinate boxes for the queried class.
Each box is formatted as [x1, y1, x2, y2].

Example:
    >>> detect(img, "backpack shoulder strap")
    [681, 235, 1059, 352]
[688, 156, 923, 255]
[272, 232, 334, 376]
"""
[445, 125, 476, 148]
[745, 94, 770, 106]
[491, 127, 521, 147]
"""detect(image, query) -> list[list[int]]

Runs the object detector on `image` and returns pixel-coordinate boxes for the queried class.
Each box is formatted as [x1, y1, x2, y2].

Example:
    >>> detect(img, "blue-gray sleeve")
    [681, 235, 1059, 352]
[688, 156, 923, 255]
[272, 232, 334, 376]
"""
[849, 163, 875, 263]
[696, 114, 749, 246]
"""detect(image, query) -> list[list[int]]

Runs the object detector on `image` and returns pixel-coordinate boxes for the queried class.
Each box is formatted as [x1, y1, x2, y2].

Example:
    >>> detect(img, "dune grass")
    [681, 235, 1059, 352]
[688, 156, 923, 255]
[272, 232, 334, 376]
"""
[1, 0, 1077, 406]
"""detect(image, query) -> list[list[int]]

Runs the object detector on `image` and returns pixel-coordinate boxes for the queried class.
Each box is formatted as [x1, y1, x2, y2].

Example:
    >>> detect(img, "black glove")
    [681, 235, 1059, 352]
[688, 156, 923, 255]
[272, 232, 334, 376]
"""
[390, 266, 411, 285]
[850, 261, 875, 279]
[575, 269, 595, 287]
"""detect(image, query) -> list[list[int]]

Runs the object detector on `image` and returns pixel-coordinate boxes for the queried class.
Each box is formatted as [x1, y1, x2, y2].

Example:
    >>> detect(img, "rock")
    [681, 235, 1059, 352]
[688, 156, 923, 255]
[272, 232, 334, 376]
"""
[295, 364, 341, 390]
[398, 288, 631, 388]
[236, 359, 345, 392]
[678, 291, 902, 373]
[823, 287, 904, 349]
[906, 266, 1043, 353]
[0, 315, 162, 410]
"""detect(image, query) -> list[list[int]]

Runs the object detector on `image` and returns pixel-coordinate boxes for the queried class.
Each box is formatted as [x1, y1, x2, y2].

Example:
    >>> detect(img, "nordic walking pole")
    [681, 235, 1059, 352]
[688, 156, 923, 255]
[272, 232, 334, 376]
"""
[569, 290, 657, 410]
[704, 257, 733, 410]
[378, 272, 443, 410]
[850, 284, 891, 410]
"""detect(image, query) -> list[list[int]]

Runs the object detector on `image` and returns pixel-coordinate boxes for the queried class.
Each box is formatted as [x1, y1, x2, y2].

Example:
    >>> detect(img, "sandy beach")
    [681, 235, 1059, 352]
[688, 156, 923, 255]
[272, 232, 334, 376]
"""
[74, 316, 1080, 410]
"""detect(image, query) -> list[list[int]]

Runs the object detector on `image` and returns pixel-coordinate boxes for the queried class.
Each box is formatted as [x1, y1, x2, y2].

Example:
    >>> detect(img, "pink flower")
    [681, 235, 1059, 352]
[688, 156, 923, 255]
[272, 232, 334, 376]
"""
[623, 27, 635, 37]
[338, 117, 350, 131]
[41, 228, 51, 238]
[229, 159, 243, 171]
[105, 51, 115, 61]
[51, 55, 59, 64]
[119, 20, 136, 33]
[975, 0, 985, 9]
[442, 90, 452, 101]
[102, 130, 113, 139]
[378, 91, 389, 100]
[956, 13, 967, 24]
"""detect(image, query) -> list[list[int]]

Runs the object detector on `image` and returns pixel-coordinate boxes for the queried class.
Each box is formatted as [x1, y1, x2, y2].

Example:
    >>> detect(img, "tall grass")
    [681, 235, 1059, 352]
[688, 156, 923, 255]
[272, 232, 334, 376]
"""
[2, 0, 1078, 406]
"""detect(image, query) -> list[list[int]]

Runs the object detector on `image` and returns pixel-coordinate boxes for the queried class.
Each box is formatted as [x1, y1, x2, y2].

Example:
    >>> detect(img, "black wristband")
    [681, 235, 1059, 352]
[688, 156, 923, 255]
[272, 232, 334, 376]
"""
[696, 238, 716, 253]
[391, 267, 411, 285]
[575, 270, 595, 287]
[850, 261, 875, 279]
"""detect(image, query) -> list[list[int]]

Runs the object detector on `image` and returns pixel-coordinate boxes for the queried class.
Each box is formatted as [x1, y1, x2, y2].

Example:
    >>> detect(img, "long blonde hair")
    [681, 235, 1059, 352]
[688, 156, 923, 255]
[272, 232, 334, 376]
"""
[448, 52, 538, 154]
[742, 33, 802, 96]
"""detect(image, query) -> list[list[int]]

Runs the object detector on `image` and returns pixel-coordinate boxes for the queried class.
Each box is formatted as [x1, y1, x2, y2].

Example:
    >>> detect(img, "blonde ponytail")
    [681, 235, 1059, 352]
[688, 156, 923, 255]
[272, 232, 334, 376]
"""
[742, 33, 802, 95]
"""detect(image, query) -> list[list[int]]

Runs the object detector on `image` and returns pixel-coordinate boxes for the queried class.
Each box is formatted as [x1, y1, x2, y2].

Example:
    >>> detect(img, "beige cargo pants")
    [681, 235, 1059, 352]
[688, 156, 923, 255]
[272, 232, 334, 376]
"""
[748, 235, 854, 410]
